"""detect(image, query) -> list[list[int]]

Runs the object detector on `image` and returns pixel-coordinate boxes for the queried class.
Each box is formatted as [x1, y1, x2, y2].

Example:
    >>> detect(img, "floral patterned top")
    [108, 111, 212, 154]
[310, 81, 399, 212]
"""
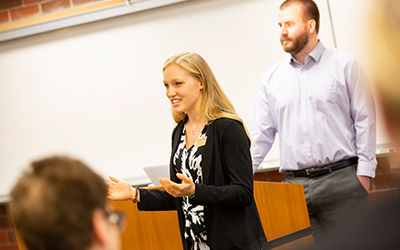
[173, 125, 210, 250]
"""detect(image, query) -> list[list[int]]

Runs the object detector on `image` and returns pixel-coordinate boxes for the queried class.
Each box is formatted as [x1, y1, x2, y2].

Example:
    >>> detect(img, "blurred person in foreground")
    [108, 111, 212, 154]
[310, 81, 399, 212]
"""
[11, 155, 123, 250]
[307, 0, 400, 249]
[107, 52, 268, 250]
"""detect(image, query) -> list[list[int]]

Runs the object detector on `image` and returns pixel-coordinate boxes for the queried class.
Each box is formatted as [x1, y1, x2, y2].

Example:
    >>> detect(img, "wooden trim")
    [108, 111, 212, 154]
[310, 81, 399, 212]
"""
[0, 0, 125, 32]
[0, 0, 192, 42]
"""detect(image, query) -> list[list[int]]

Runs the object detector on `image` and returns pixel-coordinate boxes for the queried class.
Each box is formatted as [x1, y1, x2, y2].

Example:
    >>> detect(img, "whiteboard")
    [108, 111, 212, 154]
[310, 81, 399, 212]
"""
[0, 0, 384, 201]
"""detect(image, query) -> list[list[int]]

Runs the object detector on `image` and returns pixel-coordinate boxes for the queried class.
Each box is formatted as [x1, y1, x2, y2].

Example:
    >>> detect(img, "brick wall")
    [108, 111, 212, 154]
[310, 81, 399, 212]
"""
[0, 204, 17, 250]
[0, 0, 105, 25]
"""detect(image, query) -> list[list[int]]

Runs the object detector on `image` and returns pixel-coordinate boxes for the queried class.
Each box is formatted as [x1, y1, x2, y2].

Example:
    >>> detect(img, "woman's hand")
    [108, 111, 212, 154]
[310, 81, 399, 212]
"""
[107, 176, 138, 201]
[159, 173, 195, 198]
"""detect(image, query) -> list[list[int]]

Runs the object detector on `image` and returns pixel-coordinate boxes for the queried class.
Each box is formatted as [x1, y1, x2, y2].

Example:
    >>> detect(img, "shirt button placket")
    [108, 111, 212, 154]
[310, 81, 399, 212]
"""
[300, 66, 311, 159]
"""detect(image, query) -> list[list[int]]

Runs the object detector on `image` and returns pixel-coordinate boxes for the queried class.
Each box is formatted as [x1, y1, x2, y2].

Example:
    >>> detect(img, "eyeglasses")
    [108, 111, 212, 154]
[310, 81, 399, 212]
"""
[104, 210, 126, 232]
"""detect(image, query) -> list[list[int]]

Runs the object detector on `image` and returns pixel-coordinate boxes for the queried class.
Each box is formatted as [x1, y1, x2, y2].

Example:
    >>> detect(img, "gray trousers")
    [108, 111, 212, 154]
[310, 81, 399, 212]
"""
[283, 165, 368, 245]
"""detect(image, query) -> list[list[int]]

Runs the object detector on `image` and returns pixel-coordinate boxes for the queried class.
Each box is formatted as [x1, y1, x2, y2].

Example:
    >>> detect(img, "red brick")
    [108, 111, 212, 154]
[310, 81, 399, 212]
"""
[0, 231, 7, 244]
[42, 0, 70, 14]
[0, 218, 11, 230]
[376, 157, 391, 173]
[0, 205, 7, 217]
[373, 171, 400, 190]
[0, 11, 9, 24]
[0, 245, 19, 250]
[24, 0, 44, 4]
[7, 230, 16, 243]
[72, 0, 102, 7]
[0, 0, 22, 11]
[10, 4, 40, 21]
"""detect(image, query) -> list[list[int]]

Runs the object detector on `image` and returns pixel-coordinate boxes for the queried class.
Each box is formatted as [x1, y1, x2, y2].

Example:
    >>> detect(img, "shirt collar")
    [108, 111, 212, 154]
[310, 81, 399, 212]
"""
[309, 40, 324, 62]
[288, 40, 325, 65]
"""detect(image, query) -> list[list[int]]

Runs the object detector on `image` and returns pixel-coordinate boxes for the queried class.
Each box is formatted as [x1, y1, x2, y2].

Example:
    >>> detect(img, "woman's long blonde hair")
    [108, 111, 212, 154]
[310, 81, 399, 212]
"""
[163, 52, 250, 137]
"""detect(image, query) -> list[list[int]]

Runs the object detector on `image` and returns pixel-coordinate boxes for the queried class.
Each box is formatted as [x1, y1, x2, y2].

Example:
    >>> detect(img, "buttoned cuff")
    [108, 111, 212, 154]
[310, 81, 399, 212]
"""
[356, 160, 377, 178]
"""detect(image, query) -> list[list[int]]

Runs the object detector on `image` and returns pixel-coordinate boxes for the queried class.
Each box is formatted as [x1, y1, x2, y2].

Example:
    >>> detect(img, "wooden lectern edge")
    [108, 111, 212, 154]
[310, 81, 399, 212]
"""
[253, 181, 311, 241]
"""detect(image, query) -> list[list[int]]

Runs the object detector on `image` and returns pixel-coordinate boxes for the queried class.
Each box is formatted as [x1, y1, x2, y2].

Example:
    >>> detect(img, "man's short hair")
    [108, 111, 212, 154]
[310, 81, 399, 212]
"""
[280, 0, 320, 34]
[11, 155, 108, 250]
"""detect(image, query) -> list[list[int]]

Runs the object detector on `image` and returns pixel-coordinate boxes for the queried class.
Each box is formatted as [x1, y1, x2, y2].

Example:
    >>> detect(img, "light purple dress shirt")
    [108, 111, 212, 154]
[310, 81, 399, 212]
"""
[249, 41, 377, 177]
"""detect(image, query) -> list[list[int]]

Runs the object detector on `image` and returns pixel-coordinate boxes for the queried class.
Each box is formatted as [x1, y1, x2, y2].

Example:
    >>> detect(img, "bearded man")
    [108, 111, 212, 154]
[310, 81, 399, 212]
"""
[248, 0, 377, 245]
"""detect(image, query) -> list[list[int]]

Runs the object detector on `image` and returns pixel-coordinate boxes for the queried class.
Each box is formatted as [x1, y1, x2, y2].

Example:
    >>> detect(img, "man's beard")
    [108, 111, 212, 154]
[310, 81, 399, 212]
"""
[280, 30, 309, 55]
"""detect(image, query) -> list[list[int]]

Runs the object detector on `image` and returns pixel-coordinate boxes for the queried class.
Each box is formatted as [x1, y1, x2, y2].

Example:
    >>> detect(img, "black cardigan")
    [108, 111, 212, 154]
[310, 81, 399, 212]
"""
[138, 117, 269, 250]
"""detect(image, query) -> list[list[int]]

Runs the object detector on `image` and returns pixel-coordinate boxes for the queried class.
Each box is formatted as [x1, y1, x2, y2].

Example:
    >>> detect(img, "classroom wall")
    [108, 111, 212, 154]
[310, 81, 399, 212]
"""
[0, 0, 386, 201]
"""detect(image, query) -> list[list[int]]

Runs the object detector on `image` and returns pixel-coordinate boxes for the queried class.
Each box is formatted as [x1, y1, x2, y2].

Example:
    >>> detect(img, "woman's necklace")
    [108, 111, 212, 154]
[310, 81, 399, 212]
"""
[188, 122, 201, 136]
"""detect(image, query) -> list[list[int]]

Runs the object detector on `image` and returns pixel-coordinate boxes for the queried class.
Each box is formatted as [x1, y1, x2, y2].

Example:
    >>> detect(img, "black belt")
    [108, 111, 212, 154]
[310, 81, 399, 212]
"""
[286, 157, 358, 178]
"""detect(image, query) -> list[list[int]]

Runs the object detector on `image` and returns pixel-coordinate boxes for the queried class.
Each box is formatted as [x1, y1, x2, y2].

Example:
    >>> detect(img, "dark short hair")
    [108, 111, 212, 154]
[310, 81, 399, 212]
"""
[280, 0, 320, 34]
[11, 155, 108, 250]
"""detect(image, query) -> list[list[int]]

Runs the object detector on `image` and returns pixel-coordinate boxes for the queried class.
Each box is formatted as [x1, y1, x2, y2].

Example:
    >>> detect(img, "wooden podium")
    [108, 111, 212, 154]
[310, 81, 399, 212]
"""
[14, 181, 312, 250]
[253, 181, 312, 249]
[110, 181, 312, 250]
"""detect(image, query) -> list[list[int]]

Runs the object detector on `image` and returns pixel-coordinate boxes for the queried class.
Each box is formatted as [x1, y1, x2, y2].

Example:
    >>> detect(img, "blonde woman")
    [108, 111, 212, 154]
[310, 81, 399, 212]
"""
[107, 52, 268, 250]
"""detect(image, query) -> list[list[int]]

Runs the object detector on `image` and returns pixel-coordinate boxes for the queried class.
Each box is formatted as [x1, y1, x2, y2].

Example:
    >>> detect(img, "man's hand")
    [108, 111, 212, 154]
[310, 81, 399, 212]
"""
[358, 175, 371, 192]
